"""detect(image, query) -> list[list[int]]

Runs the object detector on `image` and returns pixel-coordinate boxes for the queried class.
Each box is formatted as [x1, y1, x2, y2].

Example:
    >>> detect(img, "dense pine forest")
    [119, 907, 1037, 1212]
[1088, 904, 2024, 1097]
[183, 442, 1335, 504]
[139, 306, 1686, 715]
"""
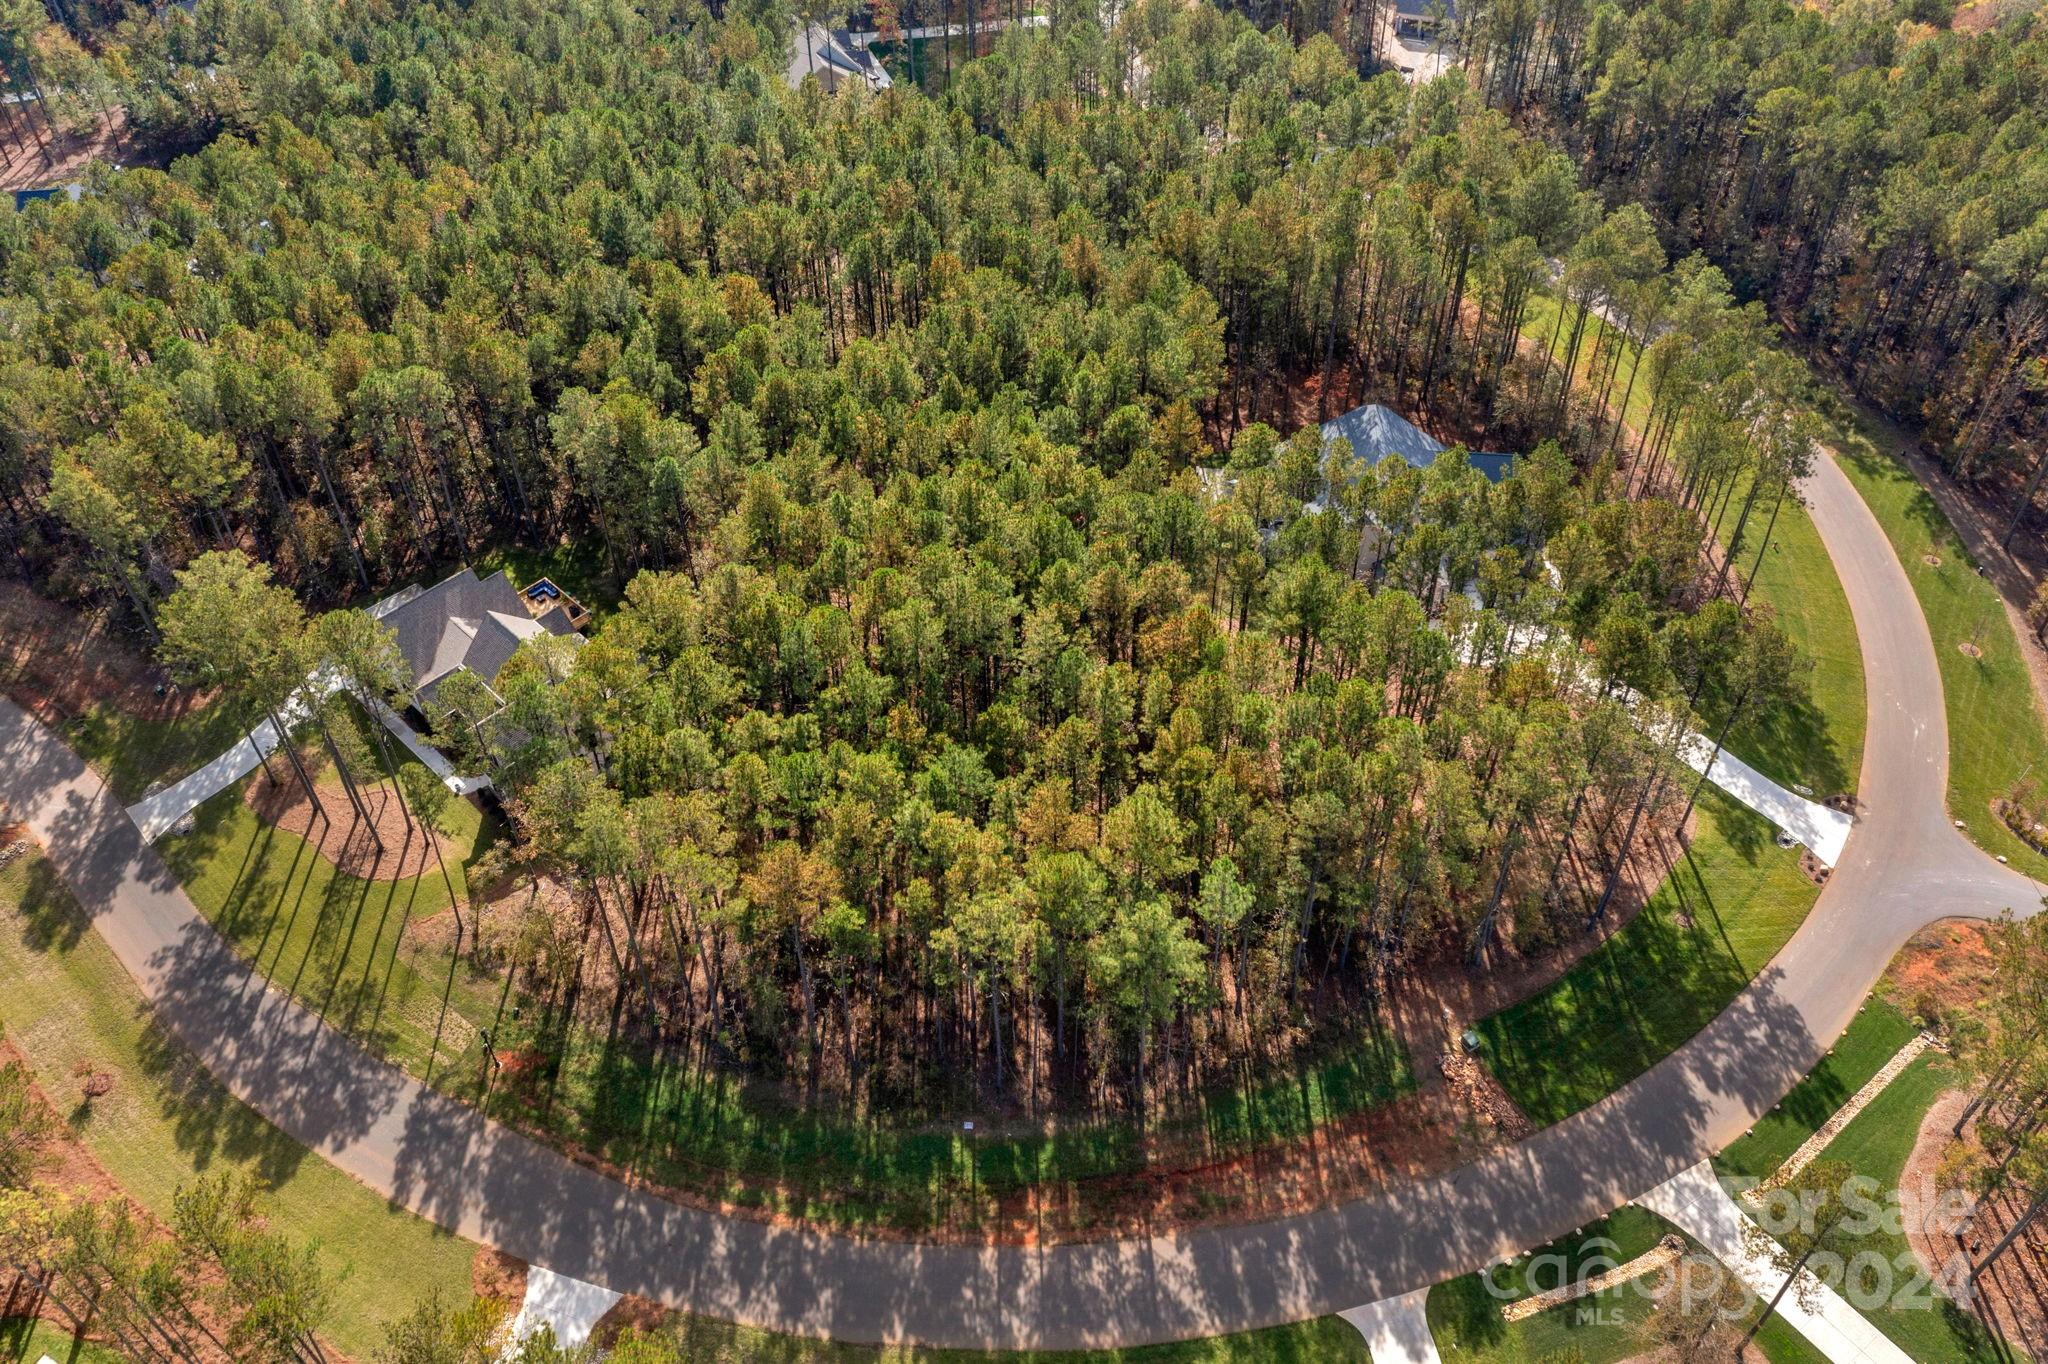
[0, 0, 2001, 1124]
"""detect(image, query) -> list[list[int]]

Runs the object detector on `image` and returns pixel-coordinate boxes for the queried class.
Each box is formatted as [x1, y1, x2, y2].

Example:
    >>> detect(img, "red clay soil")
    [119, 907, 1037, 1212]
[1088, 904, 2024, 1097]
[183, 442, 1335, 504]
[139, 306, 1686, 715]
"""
[1882, 920, 2048, 1354]
[245, 765, 457, 884]
[1881, 918, 2001, 1021]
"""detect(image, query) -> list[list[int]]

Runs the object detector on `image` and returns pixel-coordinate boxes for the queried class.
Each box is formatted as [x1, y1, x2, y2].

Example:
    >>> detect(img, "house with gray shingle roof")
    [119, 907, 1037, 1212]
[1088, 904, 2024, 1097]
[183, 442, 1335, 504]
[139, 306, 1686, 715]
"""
[1319, 403, 1514, 484]
[380, 567, 582, 709]
[786, 24, 893, 93]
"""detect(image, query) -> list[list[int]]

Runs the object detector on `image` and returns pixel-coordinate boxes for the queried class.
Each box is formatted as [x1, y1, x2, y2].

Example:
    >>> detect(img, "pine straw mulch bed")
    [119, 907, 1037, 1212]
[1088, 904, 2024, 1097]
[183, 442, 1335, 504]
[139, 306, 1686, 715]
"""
[244, 763, 458, 884]
[1899, 1088, 2048, 1360]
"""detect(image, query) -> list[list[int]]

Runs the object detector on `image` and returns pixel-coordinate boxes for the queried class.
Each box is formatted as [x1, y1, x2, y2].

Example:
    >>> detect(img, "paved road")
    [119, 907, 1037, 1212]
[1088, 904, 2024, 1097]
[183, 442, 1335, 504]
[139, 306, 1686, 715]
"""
[0, 448, 2038, 1350]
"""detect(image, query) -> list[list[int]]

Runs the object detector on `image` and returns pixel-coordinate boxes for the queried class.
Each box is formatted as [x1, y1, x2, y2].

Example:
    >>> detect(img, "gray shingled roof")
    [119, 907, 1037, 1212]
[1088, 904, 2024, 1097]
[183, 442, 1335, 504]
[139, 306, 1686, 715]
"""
[1320, 404, 1446, 470]
[787, 25, 892, 92]
[1320, 404, 1514, 485]
[383, 568, 578, 705]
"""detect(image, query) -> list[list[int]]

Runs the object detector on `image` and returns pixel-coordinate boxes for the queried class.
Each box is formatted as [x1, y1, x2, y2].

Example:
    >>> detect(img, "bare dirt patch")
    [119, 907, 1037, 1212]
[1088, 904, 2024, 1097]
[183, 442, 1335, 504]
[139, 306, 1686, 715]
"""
[245, 762, 457, 883]
[1881, 919, 2000, 1023]
[1900, 1090, 1976, 1294]
[0, 581, 187, 727]
[471, 1244, 527, 1308]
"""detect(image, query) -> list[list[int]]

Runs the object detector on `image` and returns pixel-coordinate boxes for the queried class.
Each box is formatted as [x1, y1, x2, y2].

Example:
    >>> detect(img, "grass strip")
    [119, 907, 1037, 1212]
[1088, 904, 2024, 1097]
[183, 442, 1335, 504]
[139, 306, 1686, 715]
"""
[0, 850, 476, 1361]
[1476, 790, 1822, 1127]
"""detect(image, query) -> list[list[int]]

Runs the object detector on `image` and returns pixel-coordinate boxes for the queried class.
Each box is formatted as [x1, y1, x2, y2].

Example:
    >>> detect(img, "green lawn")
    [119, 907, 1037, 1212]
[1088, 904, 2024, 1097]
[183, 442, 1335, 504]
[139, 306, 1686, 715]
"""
[1426, 1204, 1851, 1364]
[1716, 457, 1867, 800]
[1520, 294, 1866, 799]
[472, 539, 621, 619]
[1714, 998, 1918, 1183]
[1823, 400, 2048, 879]
[1429, 1208, 1681, 1364]
[1753, 1314, 1833, 1364]
[0, 850, 477, 1361]
[1476, 790, 1822, 1127]
[0, 1318, 124, 1364]
[158, 763, 507, 1092]
[63, 695, 252, 806]
[1804, 1050, 2007, 1364]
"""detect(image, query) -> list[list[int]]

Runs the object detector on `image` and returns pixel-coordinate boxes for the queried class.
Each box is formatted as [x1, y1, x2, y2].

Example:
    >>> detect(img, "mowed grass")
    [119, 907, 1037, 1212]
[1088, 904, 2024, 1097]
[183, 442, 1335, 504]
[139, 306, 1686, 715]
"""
[0, 851, 476, 1361]
[158, 763, 510, 1096]
[1428, 1207, 1681, 1364]
[1824, 402, 2048, 879]
[1520, 294, 1866, 799]
[1805, 1050, 2006, 1364]
[1717, 459, 1866, 800]
[1428, 1203, 1843, 1364]
[0, 1317, 124, 1364]
[1477, 790, 1822, 1127]
[63, 695, 253, 806]
[1714, 997, 1919, 1183]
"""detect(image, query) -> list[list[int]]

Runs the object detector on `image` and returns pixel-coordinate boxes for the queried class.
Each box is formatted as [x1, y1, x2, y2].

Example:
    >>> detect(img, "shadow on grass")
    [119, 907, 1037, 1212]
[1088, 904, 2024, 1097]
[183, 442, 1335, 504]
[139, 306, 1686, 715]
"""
[0, 1315, 111, 1364]
[14, 858, 89, 954]
[1728, 683, 1852, 801]
[132, 1010, 312, 1190]
[1475, 833, 1765, 1127]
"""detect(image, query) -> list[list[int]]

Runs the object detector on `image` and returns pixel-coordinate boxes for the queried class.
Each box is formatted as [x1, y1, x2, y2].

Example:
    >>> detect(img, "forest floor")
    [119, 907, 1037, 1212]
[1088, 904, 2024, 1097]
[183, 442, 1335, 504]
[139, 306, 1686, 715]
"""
[0, 111, 129, 192]
[0, 582, 249, 806]
[1896, 1089, 2048, 1361]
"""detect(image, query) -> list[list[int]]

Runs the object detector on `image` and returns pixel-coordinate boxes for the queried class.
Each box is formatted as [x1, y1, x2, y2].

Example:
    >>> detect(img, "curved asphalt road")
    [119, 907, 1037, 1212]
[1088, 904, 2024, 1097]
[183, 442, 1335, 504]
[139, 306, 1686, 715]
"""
[0, 449, 2039, 1350]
